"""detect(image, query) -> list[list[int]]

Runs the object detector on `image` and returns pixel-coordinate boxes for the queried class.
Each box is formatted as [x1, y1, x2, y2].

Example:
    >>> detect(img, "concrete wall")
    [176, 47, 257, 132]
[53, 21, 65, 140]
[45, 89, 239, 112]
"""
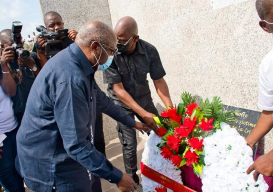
[39, 0, 119, 142]
[39, 0, 273, 151]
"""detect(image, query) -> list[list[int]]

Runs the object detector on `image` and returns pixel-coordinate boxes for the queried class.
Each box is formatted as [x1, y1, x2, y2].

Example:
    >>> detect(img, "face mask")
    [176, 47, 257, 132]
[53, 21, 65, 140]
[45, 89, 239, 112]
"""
[117, 36, 134, 53]
[98, 56, 114, 71]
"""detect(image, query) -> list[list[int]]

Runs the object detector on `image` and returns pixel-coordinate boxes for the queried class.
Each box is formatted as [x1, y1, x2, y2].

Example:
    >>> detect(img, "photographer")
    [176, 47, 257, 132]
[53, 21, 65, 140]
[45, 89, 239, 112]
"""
[0, 28, 41, 126]
[34, 11, 78, 67]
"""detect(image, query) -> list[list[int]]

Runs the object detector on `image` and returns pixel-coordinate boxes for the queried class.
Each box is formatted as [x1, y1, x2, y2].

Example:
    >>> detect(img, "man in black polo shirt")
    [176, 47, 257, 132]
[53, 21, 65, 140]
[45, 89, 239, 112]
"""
[0, 29, 41, 125]
[103, 16, 173, 185]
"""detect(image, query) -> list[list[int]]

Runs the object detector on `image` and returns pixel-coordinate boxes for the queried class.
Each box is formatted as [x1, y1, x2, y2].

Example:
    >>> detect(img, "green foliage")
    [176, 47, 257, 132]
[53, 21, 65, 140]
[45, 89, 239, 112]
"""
[181, 92, 196, 105]
[211, 96, 223, 116]
[199, 98, 212, 117]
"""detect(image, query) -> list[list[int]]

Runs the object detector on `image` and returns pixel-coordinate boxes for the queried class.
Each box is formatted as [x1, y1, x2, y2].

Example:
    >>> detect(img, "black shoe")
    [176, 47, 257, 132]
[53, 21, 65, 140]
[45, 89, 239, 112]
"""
[132, 174, 140, 185]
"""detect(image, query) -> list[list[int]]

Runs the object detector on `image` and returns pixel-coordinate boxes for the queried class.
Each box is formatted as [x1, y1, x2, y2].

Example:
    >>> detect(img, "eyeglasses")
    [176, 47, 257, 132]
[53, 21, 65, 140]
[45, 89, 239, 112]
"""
[263, 20, 273, 25]
[91, 40, 118, 55]
[117, 35, 135, 45]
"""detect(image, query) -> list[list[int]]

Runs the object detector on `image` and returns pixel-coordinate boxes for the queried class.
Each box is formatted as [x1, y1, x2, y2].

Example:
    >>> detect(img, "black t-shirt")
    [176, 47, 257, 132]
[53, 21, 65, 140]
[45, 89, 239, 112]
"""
[0, 52, 41, 124]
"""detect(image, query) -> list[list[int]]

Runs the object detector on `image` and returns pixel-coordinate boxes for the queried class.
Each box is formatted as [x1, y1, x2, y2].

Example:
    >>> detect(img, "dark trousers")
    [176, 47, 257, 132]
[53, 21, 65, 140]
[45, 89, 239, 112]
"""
[0, 127, 24, 192]
[116, 103, 158, 184]
[92, 110, 105, 192]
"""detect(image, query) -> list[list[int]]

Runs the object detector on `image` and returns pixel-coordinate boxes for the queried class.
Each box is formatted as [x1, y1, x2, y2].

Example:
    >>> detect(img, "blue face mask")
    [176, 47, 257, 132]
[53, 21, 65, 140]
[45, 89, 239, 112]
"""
[98, 56, 114, 71]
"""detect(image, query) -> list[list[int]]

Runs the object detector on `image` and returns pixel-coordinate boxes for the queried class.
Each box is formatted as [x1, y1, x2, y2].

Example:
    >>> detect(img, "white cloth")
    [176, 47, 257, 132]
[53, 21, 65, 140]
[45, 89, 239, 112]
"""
[258, 48, 273, 111]
[0, 134, 6, 147]
[0, 85, 18, 134]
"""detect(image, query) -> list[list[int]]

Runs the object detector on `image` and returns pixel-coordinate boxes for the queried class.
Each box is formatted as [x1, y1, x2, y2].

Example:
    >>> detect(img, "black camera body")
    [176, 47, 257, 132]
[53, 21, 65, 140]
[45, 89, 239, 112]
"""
[12, 21, 30, 60]
[36, 25, 68, 57]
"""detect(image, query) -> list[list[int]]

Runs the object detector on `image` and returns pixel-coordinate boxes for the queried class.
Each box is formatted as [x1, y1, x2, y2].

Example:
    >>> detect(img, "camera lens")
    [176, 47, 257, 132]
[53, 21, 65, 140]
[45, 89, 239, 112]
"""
[17, 49, 30, 60]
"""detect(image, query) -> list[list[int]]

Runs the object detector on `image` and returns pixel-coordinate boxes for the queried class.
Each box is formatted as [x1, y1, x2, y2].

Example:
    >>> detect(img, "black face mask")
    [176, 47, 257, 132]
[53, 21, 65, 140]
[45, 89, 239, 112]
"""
[117, 42, 128, 53]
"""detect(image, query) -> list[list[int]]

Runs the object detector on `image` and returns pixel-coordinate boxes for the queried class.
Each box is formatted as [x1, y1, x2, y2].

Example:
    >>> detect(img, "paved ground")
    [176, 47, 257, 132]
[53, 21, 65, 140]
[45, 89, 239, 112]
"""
[24, 134, 148, 192]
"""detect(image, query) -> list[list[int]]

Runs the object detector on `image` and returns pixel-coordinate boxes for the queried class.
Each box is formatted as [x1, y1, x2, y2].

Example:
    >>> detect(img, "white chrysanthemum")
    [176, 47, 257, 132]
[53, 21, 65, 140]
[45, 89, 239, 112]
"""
[201, 122, 268, 192]
[141, 131, 183, 192]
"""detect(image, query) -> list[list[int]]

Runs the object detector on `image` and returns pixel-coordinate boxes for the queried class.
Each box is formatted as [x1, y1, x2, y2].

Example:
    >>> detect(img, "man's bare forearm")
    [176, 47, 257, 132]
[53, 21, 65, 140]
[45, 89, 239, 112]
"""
[153, 78, 173, 108]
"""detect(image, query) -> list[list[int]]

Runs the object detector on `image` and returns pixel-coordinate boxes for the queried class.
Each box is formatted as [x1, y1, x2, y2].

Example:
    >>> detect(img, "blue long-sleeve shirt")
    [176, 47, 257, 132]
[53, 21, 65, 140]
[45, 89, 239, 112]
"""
[16, 43, 135, 192]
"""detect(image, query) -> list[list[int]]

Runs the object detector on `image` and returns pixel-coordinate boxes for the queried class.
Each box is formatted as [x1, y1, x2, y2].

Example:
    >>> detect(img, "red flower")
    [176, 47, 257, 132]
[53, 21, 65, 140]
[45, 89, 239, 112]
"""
[161, 107, 177, 118]
[183, 117, 197, 132]
[170, 154, 183, 168]
[166, 135, 181, 152]
[155, 186, 167, 192]
[188, 138, 203, 151]
[199, 118, 214, 131]
[184, 150, 199, 165]
[174, 125, 191, 139]
[157, 127, 167, 137]
[161, 107, 182, 123]
[185, 102, 200, 115]
[171, 114, 182, 123]
[160, 147, 173, 160]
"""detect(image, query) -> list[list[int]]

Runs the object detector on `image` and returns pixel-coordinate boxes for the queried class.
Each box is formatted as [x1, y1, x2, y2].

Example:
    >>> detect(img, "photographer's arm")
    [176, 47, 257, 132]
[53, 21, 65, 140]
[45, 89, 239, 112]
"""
[0, 47, 17, 96]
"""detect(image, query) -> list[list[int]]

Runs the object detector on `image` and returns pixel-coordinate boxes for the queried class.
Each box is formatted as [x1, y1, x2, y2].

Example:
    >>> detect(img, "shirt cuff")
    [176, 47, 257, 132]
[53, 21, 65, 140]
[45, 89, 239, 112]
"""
[104, 166, 123, 183]
[124, 116, 136, 128]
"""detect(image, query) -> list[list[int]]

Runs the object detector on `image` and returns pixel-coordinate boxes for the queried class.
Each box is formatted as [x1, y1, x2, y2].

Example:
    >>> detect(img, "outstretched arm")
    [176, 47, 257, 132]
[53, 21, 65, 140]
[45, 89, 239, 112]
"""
[153, 77, 173, 108]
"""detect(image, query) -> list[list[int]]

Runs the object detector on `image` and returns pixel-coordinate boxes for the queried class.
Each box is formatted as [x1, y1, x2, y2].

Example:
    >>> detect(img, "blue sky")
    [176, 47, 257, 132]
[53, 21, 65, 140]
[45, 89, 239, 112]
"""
[0, 0, 44, 42]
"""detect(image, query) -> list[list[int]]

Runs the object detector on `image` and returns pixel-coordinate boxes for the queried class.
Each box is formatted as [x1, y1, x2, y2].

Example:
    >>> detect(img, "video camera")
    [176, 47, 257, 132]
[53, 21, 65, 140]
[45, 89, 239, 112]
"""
[12, 21, 30, 60]
[36, 25, 68, 57]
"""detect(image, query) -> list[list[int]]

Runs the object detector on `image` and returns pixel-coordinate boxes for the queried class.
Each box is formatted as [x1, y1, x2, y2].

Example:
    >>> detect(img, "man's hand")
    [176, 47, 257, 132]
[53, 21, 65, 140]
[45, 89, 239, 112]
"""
[246, 152, 273, 181]
[132, 121, 150, 134]
[68, 29, 77, 41]
[36, 37, 46, 55]
[141, 112, 158, 132]
[116, 173, 137, 192]
[17, 55, 35, 68]
[1, 46, 15, 65]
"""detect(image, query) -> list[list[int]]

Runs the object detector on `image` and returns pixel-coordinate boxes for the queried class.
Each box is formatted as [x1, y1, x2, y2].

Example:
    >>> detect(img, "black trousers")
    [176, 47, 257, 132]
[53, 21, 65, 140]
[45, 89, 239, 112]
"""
[116, 102, 158, 184]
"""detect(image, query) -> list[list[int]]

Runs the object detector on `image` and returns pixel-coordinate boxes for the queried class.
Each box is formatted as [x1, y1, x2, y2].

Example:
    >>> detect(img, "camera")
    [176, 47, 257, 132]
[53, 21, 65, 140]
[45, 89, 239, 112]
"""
[36, 25, 68, 57]
[11, 21, 30, 60]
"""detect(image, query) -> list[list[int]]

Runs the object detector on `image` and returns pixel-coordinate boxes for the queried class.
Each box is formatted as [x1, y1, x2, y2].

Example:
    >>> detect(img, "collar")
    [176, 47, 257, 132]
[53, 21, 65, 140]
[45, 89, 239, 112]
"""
[69, 43, 94, 77]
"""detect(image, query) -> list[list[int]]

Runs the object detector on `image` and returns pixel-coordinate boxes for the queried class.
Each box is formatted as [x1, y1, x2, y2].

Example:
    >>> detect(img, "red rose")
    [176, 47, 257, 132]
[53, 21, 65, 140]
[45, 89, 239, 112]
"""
[188, 137, 203, 151]
[184, 150, 199, 165]
[160, 147, 173, 160]
[199, 118, 214, 131]
[166, 135, 181, 152]
[157, 127, 167, 137]
[185, 102, 200, 115]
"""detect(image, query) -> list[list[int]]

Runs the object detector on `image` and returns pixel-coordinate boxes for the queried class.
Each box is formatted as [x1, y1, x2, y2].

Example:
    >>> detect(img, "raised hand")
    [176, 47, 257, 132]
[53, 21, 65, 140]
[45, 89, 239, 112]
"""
[68, 29, 78, 41]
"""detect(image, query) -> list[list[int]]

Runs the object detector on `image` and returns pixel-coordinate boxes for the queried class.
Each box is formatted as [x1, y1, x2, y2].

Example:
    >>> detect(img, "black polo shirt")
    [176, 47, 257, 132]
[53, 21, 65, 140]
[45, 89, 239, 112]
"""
[0, 52, 41, 124]
[103, 39, 166, 110]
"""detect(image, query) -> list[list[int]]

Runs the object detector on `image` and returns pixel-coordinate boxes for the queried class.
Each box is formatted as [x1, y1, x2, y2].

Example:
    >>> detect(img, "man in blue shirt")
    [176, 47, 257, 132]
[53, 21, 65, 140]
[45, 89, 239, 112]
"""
[16, 20, 150, 192]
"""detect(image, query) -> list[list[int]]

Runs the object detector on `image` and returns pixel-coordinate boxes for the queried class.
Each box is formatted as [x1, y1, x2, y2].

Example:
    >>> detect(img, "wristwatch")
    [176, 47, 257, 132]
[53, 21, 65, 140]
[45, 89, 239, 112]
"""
[31, 65, 38, 72]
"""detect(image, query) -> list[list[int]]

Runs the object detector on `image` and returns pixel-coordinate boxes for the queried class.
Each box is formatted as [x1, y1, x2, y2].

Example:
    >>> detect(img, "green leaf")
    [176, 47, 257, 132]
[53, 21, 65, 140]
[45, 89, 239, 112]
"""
[162, 129, 174, 140]
[170, 120, 180, 129]
[153, 116, 163, 126]
[182, 146, 190, 156]
[195, 149, 203, 155]
[211, 96, 223, 116]
[193, 162, 203, 176]
[181, 92, 196, 105]
[177, 102, 185, 115]
[180, 159, 187, 167]
[200, 98, 212, 117]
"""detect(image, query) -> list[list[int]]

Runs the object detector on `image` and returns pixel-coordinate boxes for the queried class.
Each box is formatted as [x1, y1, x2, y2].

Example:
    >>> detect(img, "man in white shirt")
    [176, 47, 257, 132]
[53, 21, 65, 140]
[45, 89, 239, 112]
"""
[246, 0, 273, 181]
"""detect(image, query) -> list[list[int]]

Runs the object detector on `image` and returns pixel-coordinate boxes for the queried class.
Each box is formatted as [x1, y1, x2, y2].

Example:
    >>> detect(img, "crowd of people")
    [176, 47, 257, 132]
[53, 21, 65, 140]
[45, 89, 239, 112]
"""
[0, 0, 273, 191]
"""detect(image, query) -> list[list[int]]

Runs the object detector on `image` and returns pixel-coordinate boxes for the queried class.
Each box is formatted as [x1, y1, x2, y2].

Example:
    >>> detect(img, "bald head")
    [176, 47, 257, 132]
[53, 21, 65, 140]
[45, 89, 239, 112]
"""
[76, 21, 116, 48]
[44, 11, 62, 24]
[114, 16, 138, 36]
[0, 29, 12, 45]
[256, 0, 273, 20]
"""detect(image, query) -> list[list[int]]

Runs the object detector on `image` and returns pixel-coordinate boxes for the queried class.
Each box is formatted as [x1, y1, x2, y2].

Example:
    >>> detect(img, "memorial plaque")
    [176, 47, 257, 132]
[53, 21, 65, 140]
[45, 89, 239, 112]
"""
[223, 105, 261, 138]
